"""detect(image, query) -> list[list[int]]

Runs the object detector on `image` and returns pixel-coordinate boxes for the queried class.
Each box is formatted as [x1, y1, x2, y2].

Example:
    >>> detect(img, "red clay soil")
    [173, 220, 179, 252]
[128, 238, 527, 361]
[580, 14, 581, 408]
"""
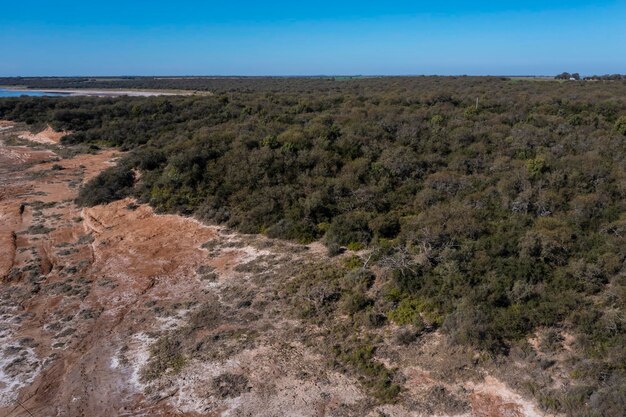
[471, 393, 524, 417]
[0, 137, 214, 416]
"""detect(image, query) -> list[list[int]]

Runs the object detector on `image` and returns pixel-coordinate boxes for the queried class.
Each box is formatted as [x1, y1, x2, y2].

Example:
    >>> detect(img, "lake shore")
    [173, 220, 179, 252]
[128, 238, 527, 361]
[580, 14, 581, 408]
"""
[0, 86, 201, 97]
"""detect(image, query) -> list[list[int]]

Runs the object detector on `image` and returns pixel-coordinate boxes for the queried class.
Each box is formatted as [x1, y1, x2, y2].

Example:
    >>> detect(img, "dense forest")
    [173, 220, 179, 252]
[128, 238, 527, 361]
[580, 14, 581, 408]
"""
[1, 76, 625, 416]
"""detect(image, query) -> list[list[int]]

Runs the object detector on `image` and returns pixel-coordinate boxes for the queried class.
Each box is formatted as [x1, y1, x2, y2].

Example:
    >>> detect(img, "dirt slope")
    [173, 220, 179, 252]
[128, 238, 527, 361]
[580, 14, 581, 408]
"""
[18, 125, 69, 145]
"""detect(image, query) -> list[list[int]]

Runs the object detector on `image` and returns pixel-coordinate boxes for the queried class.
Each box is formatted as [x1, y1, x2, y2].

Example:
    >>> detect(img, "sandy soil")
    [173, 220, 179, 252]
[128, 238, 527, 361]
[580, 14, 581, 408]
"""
[0, 121, 13, 132]
[0, 129, 555, 417]
[18, 125, 70, 144]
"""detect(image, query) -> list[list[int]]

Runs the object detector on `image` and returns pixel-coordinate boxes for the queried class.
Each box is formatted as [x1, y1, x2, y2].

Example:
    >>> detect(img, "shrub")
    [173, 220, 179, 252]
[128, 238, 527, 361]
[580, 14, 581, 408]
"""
[369, 214, 401, 239]
[265, 219, 317, 243]
[392, 266, 424, 295]
[325, 212, 372, 247]
[343, 255, 364, 269]
[341, 291, 373, 315]
[388, 298, 425, 327]
[341, 268, 375, 291]
[141, 336, 186, 381]
[76, 166, 135, 206]
[614, 115, 626, 135]
[133, 147, 166, 170]
[347, 241, 365, 251]
[526, 156, 548, 179]
[395, 327, 420, 345]
[442, 302, 507, 354]
[326, 242, 344, 257]
[212, 373, 250, 398]
[333, 342, 401, 402]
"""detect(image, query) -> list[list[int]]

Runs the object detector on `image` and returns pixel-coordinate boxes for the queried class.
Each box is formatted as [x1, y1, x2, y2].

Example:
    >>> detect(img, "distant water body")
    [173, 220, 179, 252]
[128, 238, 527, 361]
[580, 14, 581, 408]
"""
[0, 88, 181, 97]
[0, 88, 69, 97]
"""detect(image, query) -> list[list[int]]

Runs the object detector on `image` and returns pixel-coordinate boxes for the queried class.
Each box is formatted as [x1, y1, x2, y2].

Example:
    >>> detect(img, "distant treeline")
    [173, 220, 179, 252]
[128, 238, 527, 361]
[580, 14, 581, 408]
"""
[1, 76, 625, 416]
[584, 74, 626, 81]
[0, 75, 374, 92]
[3, 75, 626, 92]
[555, 72, 626, 81]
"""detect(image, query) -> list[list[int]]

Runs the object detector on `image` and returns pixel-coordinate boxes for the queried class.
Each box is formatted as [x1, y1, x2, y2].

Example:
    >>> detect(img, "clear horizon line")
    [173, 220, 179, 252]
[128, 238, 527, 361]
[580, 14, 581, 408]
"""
[0, 73, 604, 79]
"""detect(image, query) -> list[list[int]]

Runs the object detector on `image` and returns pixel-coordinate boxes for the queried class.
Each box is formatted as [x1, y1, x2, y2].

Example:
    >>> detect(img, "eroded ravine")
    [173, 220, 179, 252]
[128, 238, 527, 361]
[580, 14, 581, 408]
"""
[0, 125, 553, 417]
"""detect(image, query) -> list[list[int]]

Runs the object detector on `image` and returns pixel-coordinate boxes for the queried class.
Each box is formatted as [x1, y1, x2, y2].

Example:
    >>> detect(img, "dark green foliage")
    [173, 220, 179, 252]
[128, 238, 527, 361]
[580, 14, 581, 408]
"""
[442, 302, 508, 354]
[388, 298, 425, 327]
[76, 165, 134, 206]
[325, 212, 372, 247]
[369, 214, 401, 239]
[2, 76, 626, 416]
[333, 341, 401, 402]
[615, 115, 626, 135]
[392, 266, 424, 295]
[555, 72, 580, 80]
[340, 291, 373, 315]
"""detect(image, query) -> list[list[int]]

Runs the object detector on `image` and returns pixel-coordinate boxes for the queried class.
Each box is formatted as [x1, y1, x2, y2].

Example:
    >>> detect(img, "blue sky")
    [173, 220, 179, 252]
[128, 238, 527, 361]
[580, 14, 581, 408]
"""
[1, 1, 625, 76]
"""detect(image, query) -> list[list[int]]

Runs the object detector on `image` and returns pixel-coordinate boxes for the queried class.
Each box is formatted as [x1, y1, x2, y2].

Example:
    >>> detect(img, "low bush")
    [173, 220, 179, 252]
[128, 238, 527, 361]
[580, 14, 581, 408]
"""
[333, 341, 401, 402]
[325, 212, 372, 247]
[76, 165, 134, 206]
[388, 298, 425, 327]
[141, 336, 186, 381]
[614, 115, 626, 135]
